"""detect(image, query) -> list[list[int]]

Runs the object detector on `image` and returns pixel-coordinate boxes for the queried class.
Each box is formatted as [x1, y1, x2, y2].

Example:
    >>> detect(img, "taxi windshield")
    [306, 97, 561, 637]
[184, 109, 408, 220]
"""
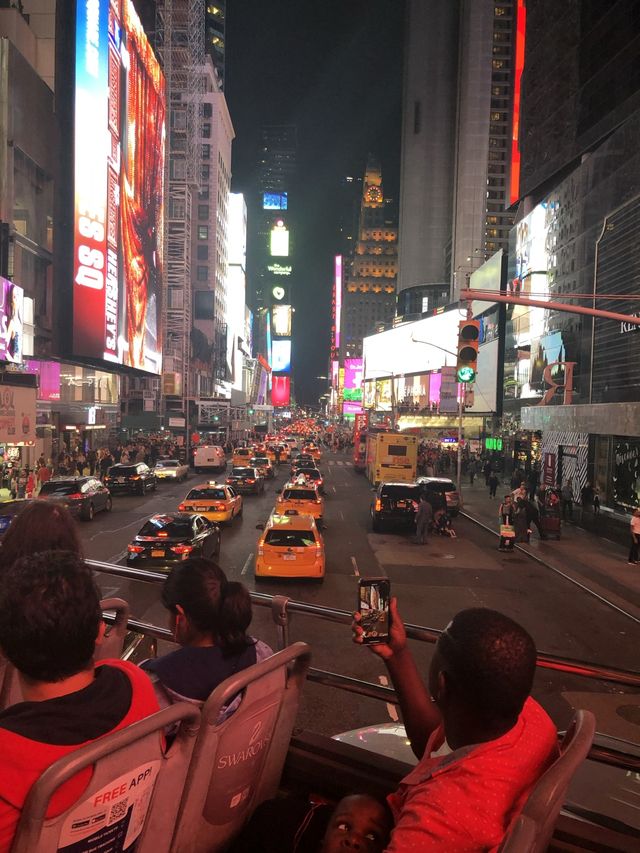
[283, 489, 317, 501]
[265, 530, 316, 547]
[186, 488, 226, 500]
[251, 457, 269, 465]
[155, 460, 179, 468]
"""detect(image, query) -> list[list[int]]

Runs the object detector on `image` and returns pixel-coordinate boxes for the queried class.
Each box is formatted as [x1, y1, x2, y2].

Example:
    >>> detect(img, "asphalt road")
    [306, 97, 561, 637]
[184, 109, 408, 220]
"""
[83, 449, 640, 745]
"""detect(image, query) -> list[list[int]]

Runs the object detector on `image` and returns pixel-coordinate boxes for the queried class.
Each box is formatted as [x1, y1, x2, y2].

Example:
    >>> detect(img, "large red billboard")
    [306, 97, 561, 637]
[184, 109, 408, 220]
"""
[271, 375, 291, 407]
[73, 0, 165, 373]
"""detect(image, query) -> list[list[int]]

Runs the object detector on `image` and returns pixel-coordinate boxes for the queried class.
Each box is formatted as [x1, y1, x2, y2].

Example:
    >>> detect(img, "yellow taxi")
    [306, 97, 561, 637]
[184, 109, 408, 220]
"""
[275, 478, 324, 523]
[232, 446, 254, 467]
[255, 510, 325, 579]
[275, 442, 290, 462]
[178, 482, 242, 524]
[302, 443, 322, 462]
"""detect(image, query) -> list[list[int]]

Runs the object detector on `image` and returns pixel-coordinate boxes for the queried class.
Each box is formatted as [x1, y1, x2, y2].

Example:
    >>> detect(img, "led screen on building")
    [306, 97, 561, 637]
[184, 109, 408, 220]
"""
[72, 0, 165, 374]
[272, 305, 292, 337]
[343, 357, 363, 390]
[271, 339, 291, 373]
[270, 223, 289, 257]
[263, 192, 288, 210]
[272, 375, 291, 407]
[0, 278, 24, 364]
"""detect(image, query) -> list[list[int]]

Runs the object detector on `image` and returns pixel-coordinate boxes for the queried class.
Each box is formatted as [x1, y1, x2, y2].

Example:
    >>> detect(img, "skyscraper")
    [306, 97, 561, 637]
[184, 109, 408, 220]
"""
[342, 156, 398, 360]
[397, 0, 519, 308]
[205, 1, 226, 89]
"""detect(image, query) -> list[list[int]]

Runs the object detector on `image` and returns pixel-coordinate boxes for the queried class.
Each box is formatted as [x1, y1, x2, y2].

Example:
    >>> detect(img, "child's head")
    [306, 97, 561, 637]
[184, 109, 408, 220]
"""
[320, 794, 393, 853]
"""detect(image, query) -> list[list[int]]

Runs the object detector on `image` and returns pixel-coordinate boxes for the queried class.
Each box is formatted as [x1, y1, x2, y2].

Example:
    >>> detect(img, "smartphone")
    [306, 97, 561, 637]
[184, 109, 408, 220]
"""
[358, 578, 391, 644]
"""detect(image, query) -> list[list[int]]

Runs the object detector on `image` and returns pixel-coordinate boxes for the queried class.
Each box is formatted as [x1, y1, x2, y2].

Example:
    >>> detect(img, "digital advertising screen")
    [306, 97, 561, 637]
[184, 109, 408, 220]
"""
[270, 223, 289, 257]
[263, 192, 288, 211]
[343, 357, 363, 390]
[72, 0, 165, 374]
[272, 305, 292, 337]
[0, 277, 24, 364]
[271, 339, 292, 373]
[271, 375, 291, 407]
[24, 360, 61, 402]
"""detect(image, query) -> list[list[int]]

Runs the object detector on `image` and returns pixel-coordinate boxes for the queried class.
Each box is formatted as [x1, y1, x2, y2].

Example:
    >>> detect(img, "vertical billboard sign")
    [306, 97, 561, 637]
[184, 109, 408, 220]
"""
[331, 255, 342, 360]
[0, 277, 24, 364]
[73, 0, 165, 374]
[509, 0, 526, 205]
[271, 375, 291, 407]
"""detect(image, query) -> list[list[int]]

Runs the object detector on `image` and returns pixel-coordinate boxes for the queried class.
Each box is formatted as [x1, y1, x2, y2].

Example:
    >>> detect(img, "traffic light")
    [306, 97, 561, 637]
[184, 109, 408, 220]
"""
[456, 319, 480, 383]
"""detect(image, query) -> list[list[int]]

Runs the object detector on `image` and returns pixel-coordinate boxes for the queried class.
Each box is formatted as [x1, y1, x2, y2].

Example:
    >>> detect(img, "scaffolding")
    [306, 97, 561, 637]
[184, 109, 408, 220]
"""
[155, 0, 205, 422]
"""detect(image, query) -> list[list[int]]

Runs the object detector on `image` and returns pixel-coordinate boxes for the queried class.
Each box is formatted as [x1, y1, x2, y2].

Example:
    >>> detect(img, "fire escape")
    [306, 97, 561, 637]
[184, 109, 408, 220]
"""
[155, 0, 205, 422]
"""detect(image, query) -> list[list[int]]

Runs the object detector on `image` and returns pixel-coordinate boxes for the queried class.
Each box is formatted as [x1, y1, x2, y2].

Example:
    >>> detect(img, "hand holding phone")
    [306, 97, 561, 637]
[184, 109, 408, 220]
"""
[357, 578, 391, 644]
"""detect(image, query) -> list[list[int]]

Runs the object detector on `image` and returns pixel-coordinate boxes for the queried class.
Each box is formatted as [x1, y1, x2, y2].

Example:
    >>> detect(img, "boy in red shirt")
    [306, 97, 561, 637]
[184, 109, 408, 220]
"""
[0, 550, 159, 851]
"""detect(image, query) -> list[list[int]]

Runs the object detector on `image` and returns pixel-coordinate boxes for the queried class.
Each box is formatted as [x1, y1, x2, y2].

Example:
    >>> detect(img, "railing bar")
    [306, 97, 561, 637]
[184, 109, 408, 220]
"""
[94, 563, 640, 687]
[308, 667, 398, 703]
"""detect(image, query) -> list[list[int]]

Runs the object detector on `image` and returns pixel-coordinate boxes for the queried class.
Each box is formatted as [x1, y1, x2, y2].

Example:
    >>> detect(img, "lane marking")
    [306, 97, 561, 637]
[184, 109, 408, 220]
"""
[241, 553, 253, 576]
[379, 675, 399, 721]
[105, 550, 127, 565]
[332, 485, 337, 494]
[351, 556, 360, 577]
[88, 512, 158, 541]
[339, 510, 344, 521]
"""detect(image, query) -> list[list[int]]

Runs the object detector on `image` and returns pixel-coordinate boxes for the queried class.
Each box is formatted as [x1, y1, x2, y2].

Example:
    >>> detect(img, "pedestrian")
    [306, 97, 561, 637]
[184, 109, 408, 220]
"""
[488, 471, 499, 499]
[414, 494, 433, 545]
[513, 498, 530, 543]
[580, 481, 594, 522]
[483, 460, 492, 486]
[561, 479, 573, 522]
[498, 495, 515, 551]
[468, 458, 477, 485]
[628, 508, 640, 565]
[523, 498, 547, 540]
[527, 467, 539, 500]
[25, 469, 36, 499]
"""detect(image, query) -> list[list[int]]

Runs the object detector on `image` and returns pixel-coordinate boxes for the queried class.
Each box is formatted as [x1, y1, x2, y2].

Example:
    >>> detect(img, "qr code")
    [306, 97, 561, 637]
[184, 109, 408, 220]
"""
[109, 799, 129, 823]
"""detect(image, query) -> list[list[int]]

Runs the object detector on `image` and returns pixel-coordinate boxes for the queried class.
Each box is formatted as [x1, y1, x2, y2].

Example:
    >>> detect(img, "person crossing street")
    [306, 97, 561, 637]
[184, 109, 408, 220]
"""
[414, 493, 433, 545]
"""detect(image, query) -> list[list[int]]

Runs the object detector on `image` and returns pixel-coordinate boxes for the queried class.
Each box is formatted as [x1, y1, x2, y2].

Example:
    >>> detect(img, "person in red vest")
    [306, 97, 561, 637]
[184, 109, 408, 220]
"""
[0, 551, 159, 851]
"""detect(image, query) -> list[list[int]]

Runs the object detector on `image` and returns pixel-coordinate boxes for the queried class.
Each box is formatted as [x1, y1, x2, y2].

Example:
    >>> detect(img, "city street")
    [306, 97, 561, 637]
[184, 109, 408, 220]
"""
[85, 451, 640, 744]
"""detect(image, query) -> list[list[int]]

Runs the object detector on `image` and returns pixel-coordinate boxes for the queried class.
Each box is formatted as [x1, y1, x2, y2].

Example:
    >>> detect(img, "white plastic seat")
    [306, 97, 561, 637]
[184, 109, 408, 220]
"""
[10, 702, 200, 853]
[499, 709, 596, 852]
[170, 641, 312, 853]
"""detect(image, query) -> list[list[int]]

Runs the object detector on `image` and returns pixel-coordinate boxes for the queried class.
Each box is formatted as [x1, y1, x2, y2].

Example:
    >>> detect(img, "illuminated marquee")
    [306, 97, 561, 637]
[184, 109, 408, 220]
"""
[510, 0, 526, 205]
[73, 0, 165, 374]
[270, 222, 289, 257]
[331, 255, 342, 360]
[267, 263, 292, 276]
[272, 305, 292, 337]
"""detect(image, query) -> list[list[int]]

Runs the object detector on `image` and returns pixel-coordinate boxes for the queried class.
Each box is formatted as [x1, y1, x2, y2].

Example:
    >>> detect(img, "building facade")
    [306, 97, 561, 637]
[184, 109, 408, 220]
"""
[397, 0, 519, 311]
[342, 156, 397, 360]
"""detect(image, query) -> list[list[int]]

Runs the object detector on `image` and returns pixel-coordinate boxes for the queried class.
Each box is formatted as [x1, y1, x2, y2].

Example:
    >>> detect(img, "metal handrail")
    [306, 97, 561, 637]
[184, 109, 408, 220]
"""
[91, 561, 640, 691]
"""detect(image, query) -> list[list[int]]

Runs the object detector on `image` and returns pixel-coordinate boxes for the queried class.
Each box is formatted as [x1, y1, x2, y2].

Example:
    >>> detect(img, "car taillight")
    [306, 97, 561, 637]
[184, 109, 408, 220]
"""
[257, 545, 264, 555]
[67, 493, 83, 500]
[315, 499, 322, 504]
[170, 544, 193, 555]
[214, 504, 226, 511]
[178, 504, 186, 511]
[127, 545, 144, 554]
[131, 475, 140, 480]
[375, 499, 382, 511]
[158, 531, 168, 537]
[226, 479, 233, 484]
[315, 546, 322, 558]
[246, 478, 255, 483]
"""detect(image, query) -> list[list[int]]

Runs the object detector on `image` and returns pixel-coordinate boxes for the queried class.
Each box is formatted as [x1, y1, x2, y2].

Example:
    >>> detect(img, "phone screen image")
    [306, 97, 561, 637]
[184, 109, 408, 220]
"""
[358, 578, 391, 644]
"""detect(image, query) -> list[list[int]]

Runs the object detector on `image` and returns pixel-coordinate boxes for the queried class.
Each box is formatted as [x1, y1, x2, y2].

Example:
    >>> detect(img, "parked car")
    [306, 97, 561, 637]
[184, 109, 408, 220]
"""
[226, 466, 265, 495]
[126, 512, 221, 569]
[153, 458, 189, 482]
[370, 482, 422, 532]
[104, 463, 156, 495]
[416, 476, 462, 515]
[38, 477, 112, 521]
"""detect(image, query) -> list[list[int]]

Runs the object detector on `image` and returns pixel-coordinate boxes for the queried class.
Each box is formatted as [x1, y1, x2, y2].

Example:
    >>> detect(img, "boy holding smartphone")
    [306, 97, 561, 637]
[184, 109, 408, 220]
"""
[353, 601, 558, 852]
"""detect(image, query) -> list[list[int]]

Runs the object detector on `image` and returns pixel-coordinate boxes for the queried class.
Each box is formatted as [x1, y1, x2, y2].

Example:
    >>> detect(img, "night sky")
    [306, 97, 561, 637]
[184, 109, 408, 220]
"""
[225, 0, 406, 405]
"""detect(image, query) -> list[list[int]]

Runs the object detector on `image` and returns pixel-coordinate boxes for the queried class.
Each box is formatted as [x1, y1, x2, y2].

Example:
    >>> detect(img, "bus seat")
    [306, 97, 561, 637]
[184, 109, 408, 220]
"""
[499, 709, 596, 853]
[10, 703, 201, 853]
[499, 815, 537, 852]
[170, 641, 311, 853]
[96, 598, 131, 661]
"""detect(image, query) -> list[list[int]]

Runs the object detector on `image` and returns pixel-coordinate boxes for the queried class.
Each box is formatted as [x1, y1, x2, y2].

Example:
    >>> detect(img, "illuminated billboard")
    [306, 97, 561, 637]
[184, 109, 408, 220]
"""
[263, 192, 288, 210]
[331, 255, 342, 358]
[271, 375, 291, 407]
[0, 278, 24, 364]
[270, 222, 289, 257]
[72, 0, 165, 373]
[272, 305, 292, 337]
[271, 339, 291, 373]
[343, 357, 363, 390]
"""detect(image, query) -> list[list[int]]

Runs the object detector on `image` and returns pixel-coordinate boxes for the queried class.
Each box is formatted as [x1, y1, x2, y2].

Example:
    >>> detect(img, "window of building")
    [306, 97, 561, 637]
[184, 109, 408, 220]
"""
[201, 164, 210, 182]
[197, 245, 209, 261]
[168, 288, 183, 310]
[202, 123, 211, 138]
[198, 204, 209, 220]
[202, 144, 211, 161]
[196, 266, 208, 282]
[198, 225, 209, 240]
[170, 158, 186, 180]
[171, 109, 187, 131]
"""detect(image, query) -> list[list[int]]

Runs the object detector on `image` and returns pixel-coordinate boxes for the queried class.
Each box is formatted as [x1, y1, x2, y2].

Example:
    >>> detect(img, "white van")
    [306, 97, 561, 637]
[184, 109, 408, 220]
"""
[193, 445, 227, 473]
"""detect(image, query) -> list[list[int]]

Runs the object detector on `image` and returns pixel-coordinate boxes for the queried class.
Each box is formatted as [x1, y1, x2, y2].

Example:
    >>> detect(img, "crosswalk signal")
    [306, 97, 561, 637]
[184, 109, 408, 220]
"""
[456, 319, 480, 383]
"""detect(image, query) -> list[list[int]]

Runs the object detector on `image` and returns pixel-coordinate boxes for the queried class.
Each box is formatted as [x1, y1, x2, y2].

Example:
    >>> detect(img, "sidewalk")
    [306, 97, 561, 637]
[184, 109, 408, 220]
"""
[461, 479, 640, 617]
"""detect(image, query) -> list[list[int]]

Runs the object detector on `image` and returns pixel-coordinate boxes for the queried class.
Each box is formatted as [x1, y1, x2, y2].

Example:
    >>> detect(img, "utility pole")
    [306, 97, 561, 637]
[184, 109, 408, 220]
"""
[457, 383, 465, 493]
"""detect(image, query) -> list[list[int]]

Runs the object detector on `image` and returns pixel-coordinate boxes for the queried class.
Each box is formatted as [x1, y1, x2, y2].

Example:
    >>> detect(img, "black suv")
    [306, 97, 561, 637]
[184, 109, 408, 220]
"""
[370, 482, 422, 532]
[105, 463, 156, 495]
[38, 477, 112, 521]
